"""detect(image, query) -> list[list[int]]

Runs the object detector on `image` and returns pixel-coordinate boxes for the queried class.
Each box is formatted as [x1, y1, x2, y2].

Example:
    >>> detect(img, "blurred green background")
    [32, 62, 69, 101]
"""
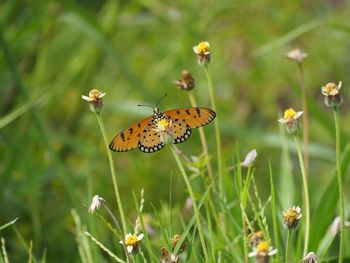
[1, 0, 350, 262]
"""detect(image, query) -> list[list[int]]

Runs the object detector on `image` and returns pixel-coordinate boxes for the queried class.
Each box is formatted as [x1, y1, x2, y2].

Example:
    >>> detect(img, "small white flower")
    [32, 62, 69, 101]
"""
[278, 108, 303, 124]
[88, 195, 104, 213]
[241, 149, 257, 167]
[321, 81, 342, 96]
[248, 241, 277, 258]
[193, 41, 210, 55]
[286, 48, 307, 63]
[81, 89, 106, 102]
[119, 233, 144, 254]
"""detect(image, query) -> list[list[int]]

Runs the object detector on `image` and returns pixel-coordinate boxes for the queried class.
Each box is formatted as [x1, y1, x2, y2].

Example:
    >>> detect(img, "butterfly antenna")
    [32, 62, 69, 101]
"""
[156, 93, 168, 107]
[137, 104, 154, 109]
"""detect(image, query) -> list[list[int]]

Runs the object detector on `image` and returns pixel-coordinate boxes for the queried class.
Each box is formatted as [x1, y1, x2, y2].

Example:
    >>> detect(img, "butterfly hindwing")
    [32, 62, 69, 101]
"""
[138, 126, 165, 153]
[109, 116, 152, 152]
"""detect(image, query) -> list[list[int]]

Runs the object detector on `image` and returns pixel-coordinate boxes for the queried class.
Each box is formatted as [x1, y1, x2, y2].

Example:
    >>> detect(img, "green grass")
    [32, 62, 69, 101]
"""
[1, 0, 350, 262]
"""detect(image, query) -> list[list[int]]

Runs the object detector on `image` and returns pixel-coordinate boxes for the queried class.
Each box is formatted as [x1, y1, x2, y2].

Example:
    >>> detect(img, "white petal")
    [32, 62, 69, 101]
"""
[268, 248, 278, 256]
[127, 246, 133, 253]
[81, 95, 93, 101]
[278, 118, 286, 124]
[137, 233, 144, 241]
[193, 46, 199, 54]
[248, 251, 257, 257]
[119, 241, 124, 244]
[338, 81, 342, 90]
[241, 149, 257, 167]
[295, 111, 303, 118]
[98, 93, 106, 98]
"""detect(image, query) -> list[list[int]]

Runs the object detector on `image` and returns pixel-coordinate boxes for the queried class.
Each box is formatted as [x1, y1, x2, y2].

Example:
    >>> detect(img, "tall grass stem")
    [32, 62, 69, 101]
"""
[170, 146, 209, 262]
[285, 231, 291, 263]
[333, 109, 344, 263]
[298, 63, 309, 174]
[203, 65, 224, 199]
[187, 91, 215, 185]
[95, 113, 127, 236]
[293, 136, 310, 256]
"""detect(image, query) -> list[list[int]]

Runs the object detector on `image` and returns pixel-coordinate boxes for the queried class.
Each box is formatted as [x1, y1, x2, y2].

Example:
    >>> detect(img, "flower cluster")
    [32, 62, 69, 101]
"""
[248, 240, 277, 263]
[283, 206, 302, 230]
[82, 89, 106, 113]
[160, 234, 186, 263]
[286, 48, 307, 64]
[174, 70, 195, 91]
[193, 41, 211, 66]
[119, 233, 144, 254]
[278, 108, 303, 135]
[321, 81, 343, 109]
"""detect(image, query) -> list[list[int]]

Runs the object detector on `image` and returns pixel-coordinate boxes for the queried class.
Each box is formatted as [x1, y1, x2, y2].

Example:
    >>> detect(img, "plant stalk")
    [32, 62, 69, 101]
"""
[293, 136, 310, 256]
[298, 63, 309, 175]
[333, 109, 344, 263]
[187, 91, 215, 185]
[171, 146, 209, 262]
[95, 113, 127, 236]
[203, 65, 224, 200]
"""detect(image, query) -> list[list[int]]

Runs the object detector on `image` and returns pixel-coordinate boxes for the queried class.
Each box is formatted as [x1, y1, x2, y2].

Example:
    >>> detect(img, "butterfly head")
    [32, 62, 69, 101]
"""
[152, 107, 165, 124]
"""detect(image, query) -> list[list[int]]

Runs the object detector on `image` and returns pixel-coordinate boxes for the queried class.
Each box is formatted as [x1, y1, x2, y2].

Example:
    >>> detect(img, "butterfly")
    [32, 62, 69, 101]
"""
[109, 106, 216, 153]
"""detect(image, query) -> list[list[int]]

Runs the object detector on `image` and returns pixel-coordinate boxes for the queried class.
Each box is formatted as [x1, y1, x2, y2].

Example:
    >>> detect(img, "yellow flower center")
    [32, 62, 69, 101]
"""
[89, 89, 102, 101]
[197, 41, 210, 54]
[125, 235, 138, 246]
[324, 82, 338, 95]
[284, 208, 301, 224]
[158, 119, 170, 129]
[257, 241, 270, 253]
[283, 108, 296, 120]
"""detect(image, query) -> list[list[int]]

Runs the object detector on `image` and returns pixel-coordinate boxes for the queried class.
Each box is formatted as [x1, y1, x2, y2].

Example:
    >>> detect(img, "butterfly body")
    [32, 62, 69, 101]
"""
[109, 107, 216, 153]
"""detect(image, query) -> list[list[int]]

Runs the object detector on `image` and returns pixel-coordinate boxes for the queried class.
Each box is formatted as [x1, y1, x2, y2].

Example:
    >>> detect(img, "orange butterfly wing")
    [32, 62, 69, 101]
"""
[163, 107, 216, 144]
[138, 126, 165, 153]
[109, 116, 153, 152]
[109, 107, 216, 152]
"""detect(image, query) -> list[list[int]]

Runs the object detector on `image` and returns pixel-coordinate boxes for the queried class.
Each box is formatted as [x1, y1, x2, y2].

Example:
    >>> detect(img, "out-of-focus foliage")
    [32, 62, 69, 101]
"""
[1, 0, 350, 262]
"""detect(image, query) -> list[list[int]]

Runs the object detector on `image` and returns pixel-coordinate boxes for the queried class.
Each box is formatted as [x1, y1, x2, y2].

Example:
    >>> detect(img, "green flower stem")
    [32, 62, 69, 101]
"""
[203, 65, 223, 199]
[298, 63, 309, 174]
[285, 231, 291, 263]
[171, 146, 209, 262]
[333, 109, 344, 263]
[187, 91, 215, 185]
[95, 112, 127, 235]
[293, 136, 310, 256]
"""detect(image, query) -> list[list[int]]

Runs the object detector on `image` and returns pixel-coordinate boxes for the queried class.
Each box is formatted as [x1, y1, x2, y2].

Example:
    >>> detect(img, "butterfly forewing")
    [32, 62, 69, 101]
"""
[109, 116, 152, 152]
[163, 107, 216, 128]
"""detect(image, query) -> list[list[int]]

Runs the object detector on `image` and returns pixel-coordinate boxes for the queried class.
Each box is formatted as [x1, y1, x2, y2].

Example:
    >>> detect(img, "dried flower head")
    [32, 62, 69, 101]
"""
[249, 231, 265, 248]
[171, 234, 186, 253]
[321, 81, 343, 109]
[286, 48, 307, 63]
[283, 206, 302, 230]
[174, 70, 195, 91]
[88, 195, 105, 213]
[248, 241, 277, 263]
[81, 89, 106, 113]
[300, 252, 318, 263]
[153, 119, 174, 144]
[119, 233, 144, 254]
[278, 108, 303, 135]
[193, 41, 211, 66]
[160, 247, 180, 263]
